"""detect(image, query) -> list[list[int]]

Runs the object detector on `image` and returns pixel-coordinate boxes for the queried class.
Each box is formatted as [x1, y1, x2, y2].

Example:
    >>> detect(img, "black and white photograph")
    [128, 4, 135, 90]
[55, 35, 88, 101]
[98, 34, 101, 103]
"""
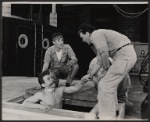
[1, 1, 149, 120]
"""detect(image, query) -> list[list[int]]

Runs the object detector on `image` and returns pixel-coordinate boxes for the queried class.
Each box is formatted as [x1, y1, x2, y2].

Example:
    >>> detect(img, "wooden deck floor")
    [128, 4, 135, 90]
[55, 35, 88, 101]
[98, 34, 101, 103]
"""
[2, 75, 148, 120]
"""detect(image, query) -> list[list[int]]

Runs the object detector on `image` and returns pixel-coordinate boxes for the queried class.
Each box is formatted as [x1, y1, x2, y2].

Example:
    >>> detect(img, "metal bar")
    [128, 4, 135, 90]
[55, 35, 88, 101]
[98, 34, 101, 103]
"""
[33, 24, 36, 77]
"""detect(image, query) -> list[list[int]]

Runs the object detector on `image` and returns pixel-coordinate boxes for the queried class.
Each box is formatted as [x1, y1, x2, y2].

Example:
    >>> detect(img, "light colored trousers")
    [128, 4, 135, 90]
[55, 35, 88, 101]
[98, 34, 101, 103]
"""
[97, 44, 137, 120]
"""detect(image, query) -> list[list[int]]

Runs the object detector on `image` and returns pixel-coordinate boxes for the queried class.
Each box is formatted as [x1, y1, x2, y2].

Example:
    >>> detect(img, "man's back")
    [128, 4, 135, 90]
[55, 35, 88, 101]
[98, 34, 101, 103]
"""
[91, 29, 131, 51]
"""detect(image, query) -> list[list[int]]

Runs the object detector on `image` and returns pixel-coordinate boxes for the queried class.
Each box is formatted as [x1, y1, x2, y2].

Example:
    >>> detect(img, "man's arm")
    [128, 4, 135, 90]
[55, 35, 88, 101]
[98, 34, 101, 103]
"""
[22, 92, 51, 112]
[91, 31, 110, 70]
[42, 62, 49, 72]
[63, 81, 83, 93]
[42, 48, 51, 72]
[69, 56, 78, 65]
[88, 61, 101, 78]
[67, 45, 78, 65]
[82, 56, 102, 81]
[100, 51, 110, 70]
[22, 92, 42, 108]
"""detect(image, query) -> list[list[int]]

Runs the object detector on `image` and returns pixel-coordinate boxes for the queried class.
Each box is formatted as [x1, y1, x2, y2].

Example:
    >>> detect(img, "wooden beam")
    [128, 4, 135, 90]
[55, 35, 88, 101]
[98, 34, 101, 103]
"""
[2, 108, 80, 120]
[0, 2, 2, 92]
[2, 101, 96, 120]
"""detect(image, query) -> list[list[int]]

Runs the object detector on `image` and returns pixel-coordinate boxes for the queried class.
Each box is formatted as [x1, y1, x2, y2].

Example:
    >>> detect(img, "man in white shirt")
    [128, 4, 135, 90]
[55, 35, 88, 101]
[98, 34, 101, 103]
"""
[78, 23, 137, 120]
[42, 32, 79, 87]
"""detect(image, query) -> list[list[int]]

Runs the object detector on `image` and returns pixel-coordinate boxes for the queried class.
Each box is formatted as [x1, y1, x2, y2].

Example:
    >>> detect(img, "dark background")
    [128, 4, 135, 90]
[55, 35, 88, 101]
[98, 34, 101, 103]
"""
[2, 4, 148, 78]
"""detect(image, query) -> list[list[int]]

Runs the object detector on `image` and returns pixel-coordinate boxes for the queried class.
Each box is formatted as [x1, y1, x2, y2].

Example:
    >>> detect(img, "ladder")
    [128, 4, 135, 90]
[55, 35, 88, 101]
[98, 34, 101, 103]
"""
[33, 23, 43, 77]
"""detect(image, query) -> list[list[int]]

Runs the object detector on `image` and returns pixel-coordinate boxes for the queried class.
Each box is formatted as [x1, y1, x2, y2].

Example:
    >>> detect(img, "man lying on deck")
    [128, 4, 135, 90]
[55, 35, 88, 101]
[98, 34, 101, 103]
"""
[22, 69, 85, 112]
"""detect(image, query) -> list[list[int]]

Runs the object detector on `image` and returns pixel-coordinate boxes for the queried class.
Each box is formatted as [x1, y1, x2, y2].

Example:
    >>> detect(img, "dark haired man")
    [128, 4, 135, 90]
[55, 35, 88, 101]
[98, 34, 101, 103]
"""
[78, 23, 137, 120]
[42, 32, 79, 87]
[22, 69, 85, 112]
[83, 57, 133, 119]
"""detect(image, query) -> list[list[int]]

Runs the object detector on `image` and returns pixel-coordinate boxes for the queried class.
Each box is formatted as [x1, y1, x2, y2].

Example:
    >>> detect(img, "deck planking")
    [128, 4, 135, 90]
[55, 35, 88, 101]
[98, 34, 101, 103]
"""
[2, 75, 148, 120]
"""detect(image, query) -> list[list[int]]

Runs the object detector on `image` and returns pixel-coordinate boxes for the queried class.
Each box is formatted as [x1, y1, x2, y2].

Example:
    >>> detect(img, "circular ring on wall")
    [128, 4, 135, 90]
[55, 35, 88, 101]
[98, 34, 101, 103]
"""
[42, 38, 50, 50]
[18, 34, 28, 48]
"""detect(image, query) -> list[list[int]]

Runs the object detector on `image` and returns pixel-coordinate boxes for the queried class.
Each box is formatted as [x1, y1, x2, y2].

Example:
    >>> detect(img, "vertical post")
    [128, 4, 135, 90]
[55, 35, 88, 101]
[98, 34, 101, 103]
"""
[0, 2, 2, 82]
[2, 3, 11, 17]
[34, 24, 36, 77]
[30, 4, 33, 21]
[41, 25, 43, 71]
[38, 4, 42, 23]
[50, 4, 57, 27]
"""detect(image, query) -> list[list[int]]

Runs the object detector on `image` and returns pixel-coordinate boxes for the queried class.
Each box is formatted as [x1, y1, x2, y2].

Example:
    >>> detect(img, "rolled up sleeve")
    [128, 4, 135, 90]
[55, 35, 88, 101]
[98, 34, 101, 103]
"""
[91, 32, 110, 70]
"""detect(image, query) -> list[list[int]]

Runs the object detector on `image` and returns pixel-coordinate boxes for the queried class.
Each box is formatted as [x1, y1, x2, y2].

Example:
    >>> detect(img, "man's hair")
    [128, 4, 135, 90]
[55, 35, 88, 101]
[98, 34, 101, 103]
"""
[38, 69, 59, 87]
[51, 32, 63, 41]
[78, 23, 96, 34]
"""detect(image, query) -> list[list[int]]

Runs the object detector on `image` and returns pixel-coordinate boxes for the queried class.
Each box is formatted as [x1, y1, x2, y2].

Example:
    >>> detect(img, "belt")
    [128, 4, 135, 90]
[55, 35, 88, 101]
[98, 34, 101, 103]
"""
[116, 43, 132, 52]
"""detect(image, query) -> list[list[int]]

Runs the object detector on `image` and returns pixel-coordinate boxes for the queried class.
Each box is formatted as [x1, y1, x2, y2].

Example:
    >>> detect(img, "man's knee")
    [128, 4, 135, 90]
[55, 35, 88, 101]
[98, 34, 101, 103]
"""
[98, 82, 116, 95]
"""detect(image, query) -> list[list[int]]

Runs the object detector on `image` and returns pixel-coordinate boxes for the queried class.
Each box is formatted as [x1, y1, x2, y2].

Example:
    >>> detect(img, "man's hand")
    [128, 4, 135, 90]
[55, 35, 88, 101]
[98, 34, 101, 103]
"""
[81, 74, 92, 84]
[68, 60, 76, 65]
[39, 105, 52, 113]
[65, 60, 75, 71]
[67, 64, 72, 71]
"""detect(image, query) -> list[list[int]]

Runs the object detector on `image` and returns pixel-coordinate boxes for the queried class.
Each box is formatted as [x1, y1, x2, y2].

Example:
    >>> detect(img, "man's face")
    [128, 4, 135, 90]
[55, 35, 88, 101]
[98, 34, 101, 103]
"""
[53, 35, 64, 48]
[43, 74, 57, 89]
[79, 32, 91, 45]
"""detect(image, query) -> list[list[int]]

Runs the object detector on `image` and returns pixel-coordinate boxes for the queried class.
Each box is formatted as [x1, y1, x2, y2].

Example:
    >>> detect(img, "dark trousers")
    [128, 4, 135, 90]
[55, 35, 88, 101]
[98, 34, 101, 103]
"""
[50, 63, 79, 83]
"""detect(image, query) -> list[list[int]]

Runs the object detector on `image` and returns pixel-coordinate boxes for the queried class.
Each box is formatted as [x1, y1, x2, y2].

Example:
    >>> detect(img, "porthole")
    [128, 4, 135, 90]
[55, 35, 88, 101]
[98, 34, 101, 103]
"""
[18, 34, 28, 48]
[42, 38, 50, 50]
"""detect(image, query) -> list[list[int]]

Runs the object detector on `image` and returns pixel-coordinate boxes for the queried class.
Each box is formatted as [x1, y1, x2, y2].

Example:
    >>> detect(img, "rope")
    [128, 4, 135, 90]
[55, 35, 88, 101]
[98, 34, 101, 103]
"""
[113, 4, 148, 18]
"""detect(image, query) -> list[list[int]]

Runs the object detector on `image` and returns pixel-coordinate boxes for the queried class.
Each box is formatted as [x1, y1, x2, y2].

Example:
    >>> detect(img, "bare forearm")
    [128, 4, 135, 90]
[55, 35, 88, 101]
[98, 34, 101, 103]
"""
[64, 82, 83, 93]
[101, 52, 110, 70]
[89, 64, 100, 78]
[75, 82, 83, 89]
[70, 82, 82, 92]
[42, 63, 49, 72]
[69, 56, 78, 65]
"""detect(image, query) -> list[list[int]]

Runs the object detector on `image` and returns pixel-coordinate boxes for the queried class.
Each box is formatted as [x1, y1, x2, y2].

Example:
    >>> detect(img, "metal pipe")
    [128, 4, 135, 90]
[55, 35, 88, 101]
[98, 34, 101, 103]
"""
[52, 4, 56, 13]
